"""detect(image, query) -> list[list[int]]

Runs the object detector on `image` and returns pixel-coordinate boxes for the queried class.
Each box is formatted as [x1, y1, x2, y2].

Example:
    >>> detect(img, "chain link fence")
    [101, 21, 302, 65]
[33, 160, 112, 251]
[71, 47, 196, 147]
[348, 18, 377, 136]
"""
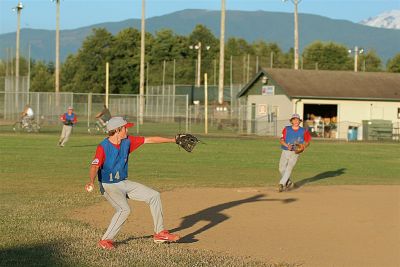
[1, 90, 399, 141]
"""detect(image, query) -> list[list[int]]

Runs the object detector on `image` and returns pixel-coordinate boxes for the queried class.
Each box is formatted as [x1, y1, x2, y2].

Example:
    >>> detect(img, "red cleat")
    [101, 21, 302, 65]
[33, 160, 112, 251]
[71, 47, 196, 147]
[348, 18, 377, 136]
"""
[98, 239, 114, 250]
[153, 230, 180, 244]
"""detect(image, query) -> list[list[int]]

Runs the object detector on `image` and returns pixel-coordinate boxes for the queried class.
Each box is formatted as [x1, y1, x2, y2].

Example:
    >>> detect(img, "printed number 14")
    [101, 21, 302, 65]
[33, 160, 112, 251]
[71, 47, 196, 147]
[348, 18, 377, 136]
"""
[109, 171, 120, 182]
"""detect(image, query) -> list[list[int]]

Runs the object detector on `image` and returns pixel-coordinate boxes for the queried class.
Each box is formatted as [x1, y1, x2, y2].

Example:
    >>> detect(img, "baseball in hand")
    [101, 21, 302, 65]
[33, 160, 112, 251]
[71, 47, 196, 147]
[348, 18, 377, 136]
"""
[85, 184, 94, 192]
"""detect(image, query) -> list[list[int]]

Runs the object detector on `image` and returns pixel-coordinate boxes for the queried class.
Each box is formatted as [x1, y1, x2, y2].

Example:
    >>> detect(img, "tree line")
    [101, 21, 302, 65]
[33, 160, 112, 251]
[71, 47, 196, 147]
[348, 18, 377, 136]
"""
[1, 24, 399, 94]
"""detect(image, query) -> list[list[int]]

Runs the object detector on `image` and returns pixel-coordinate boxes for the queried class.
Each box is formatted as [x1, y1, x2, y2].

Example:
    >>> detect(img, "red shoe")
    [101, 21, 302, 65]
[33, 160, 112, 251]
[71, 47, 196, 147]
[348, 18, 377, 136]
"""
[153, 230, 180, 244]
[98, 239, 114, 250]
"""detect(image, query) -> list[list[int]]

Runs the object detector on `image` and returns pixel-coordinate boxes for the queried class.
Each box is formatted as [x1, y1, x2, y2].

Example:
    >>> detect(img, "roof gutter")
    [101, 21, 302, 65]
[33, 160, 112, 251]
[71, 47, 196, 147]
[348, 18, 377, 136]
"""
[291, 95, 400, 102]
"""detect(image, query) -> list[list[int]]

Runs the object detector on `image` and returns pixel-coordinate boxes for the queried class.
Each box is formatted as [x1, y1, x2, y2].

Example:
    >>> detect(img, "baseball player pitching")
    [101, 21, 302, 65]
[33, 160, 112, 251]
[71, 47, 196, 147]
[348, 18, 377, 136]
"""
[85, 116, 180, 249]
[278, 114, 311, 192]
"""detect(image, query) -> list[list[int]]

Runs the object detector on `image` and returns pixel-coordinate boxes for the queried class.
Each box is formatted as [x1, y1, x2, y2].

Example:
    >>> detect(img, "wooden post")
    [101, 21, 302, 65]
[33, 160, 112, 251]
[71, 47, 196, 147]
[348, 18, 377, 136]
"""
[204, 73, 208, 135]
[105, 62, 109, 107]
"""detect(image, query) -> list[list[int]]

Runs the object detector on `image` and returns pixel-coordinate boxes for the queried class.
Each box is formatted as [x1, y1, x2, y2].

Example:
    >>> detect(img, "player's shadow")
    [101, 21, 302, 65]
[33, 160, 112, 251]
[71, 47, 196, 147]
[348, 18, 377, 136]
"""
[170, 194, 297, 243]
[294, 168, 346, 189]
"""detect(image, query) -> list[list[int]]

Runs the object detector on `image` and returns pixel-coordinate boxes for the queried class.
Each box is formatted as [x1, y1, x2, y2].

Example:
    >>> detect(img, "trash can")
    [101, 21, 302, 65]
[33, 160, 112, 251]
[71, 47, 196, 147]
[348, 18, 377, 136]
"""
[347, 126, 358, 141]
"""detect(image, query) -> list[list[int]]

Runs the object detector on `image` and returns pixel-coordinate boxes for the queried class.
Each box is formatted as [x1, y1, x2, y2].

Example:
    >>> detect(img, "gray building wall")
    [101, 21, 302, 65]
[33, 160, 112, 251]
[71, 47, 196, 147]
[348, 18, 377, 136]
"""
[246, 95, 293, 136]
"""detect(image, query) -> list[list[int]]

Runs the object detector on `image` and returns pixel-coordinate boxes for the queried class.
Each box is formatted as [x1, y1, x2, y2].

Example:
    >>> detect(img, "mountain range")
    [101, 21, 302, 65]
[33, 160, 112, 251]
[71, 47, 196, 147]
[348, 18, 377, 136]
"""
[360, 10, 400, 30]
[0, 9, 399, 63]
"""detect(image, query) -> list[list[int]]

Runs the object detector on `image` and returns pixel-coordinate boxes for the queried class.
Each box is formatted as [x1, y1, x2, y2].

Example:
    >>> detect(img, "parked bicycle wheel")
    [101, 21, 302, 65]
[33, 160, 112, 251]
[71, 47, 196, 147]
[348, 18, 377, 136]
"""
[12, 122, 23, 132]
[88, 122, 105, 135]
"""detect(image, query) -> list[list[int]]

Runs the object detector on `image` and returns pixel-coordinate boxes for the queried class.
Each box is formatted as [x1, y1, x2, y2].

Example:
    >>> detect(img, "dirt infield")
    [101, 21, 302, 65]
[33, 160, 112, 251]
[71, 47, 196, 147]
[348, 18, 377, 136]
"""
[73, 185, 400, 267]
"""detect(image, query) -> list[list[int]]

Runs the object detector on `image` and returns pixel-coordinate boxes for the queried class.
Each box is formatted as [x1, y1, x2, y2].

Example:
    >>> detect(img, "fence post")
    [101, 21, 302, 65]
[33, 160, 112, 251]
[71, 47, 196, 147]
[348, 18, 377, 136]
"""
[204, 73, 208, 135]
[136, 96, 140, 134]
[185, 94, 189, 132]
[172, 59, 176, 121]
[87, 92, 92, 129]
[36, 92, 40, 124]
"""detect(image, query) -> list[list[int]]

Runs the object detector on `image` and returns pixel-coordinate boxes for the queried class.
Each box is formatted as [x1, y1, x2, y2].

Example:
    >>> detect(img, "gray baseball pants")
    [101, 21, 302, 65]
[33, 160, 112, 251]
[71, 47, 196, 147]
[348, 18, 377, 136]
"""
[59, 125, 73, 146]
[279, 150, 299, 185]
[101, 180, 164, 240]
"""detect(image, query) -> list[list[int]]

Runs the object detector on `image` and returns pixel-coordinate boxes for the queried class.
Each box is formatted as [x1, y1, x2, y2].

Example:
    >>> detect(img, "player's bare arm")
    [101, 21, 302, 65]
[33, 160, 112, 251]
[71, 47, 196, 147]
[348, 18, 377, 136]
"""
[144, 137, 175, 144]
[86, 164, 99, 190]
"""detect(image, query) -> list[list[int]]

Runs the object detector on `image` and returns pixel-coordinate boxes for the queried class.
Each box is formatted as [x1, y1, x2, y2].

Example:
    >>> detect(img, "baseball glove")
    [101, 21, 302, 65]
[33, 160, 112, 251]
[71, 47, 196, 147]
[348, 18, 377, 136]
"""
[294, 143, 305, 154]
[175, 133, 199, 152]
[64, 120, 74, 126]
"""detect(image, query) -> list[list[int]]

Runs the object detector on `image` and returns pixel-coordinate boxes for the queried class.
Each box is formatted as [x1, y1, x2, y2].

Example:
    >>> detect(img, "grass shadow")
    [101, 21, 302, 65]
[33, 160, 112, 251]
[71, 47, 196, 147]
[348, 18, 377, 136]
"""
[294, 168, 347, 189]
[170, 194, 297, 243]
[0, 242, 72, 267]
[116, 235, 153, 246]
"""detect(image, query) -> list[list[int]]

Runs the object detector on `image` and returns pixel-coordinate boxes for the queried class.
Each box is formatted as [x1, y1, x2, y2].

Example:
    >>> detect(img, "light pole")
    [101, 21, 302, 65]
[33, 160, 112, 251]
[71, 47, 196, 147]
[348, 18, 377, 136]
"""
[348, 46, 364, 72]
[52, 0, 61, 108]
[283, 0, 302, 70]
[13, 1, 23, 110]
[218, 0, 226, 104]
[139, 0, 146, 124]
[190, 42, 210, 87]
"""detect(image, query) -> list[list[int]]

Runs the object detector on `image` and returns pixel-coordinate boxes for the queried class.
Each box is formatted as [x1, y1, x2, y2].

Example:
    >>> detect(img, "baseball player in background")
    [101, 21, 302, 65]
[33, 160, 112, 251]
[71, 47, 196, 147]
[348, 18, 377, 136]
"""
[278, 114, 311, 192]
[58, 106, 77, 147]
[85, 116, 180, 250]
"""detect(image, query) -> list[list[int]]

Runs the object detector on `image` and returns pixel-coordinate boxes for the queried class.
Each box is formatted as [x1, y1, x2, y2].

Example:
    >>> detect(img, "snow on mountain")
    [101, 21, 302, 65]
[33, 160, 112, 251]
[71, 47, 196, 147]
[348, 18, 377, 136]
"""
[360, 10, 400, 29]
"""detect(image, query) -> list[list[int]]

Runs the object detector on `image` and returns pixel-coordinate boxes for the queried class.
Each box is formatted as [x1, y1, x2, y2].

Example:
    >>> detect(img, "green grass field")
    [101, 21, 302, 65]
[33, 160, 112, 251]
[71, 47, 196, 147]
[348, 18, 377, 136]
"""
[1, 132, 399, 266]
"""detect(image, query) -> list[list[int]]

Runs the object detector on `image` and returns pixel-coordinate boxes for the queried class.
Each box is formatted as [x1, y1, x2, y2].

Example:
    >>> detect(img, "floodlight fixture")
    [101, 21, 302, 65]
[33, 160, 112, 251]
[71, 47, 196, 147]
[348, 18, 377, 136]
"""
[12, 2, 24, 11]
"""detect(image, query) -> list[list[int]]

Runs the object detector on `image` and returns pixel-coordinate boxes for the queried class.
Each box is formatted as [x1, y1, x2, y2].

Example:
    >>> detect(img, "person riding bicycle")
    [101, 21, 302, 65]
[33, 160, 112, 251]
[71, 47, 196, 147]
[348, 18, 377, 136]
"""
[95, 105, 112, 127]
[21, 104, 34, 127]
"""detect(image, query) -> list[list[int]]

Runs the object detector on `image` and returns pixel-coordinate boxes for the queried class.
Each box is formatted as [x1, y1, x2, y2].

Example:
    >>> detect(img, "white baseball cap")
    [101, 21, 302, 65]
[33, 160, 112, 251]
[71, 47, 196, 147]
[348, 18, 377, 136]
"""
[290, 113, 302, 121]
[106, 116, 134, 131]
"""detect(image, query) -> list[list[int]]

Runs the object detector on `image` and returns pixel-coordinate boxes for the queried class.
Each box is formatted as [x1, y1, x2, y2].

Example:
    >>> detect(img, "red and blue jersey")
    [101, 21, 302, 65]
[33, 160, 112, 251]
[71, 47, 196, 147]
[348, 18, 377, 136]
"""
[281, 126, 311, 150]
[91, 135, 145, 183]
[61, 112, 77, 125]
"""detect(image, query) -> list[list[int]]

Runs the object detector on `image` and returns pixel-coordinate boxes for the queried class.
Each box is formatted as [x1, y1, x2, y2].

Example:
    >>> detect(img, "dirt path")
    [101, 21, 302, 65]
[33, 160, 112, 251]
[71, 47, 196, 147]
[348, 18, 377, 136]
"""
[72, 185, 400, 267]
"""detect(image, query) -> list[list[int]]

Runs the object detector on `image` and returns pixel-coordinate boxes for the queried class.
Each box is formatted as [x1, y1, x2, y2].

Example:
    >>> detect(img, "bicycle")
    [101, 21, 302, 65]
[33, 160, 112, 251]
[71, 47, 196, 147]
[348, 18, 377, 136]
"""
[88, 119, 108, 134]
[13, 119, 40, 133]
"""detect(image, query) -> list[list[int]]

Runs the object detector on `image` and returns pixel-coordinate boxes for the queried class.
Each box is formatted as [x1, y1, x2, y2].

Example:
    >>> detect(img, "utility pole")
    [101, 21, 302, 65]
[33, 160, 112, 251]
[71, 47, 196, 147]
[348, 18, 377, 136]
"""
[218, 0, 225, 104]
[293, 0, 300, 70]
[197, 42, 201, 87]
[190, 42, 210, 87]
[139, 0, 146, 124]
[348, 46, 364, 72]
[52, 0, 61, 108]
[283, 0, 302, 70]
[14, 1, 23, 110]
[354, 46, 359, 72]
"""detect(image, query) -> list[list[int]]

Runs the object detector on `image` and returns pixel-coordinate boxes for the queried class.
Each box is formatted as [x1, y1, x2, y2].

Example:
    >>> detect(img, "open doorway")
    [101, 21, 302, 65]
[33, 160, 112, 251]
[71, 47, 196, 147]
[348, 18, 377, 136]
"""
[303, 104, 338, 138]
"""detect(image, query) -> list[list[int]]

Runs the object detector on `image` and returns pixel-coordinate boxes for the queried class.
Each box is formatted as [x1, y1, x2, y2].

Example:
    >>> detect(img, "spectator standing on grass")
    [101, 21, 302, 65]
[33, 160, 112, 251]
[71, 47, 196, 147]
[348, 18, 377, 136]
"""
[95, 104, 112, 127]
[85, 116, 180, 249]
[58, 106, 77, 147]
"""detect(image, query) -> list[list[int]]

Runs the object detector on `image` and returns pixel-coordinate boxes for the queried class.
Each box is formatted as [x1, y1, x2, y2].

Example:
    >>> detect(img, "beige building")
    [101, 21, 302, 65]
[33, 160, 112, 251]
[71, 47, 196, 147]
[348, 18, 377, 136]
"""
[237, 69, 400, 140]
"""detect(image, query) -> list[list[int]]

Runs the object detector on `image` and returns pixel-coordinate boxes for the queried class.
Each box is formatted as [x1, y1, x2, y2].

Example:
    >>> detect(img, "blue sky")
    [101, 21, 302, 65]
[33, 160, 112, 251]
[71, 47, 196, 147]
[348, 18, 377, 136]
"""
[0, 0, 399, 34]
